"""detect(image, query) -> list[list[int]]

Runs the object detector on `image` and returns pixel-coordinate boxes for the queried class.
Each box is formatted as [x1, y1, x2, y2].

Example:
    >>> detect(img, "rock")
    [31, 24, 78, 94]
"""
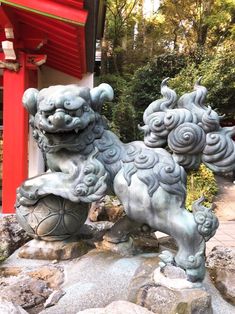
[133, 235, 159, 254]
[162, 265, 187, 280]
[88, 196, 124, 223]
[128, 256, 160, 303]
[135, 265, 212, 313]
[0, 214, 30, 261]
[1, 247, 234, 314]
[137, 284, 212, 314]
[77, 300, 154, 314]
[39, 250, 145, 314]
[1, 275, 52, 310]
[95, 237, 135, 256]
[206, 246, 235, 305]
[28, 265, 64, 289]
[206, 246, 235, 269]
[0, 297, 28, 314]
[79, 221, 114, 242]
[44, 289, 66, 308]
[213, 268, 235, 305]
[0, 264, 65, 311]
[158, 236, 178, 251]
[18, 238, 91, 260]
[153, 266, 200, 290]
[95, 234, 159, 257]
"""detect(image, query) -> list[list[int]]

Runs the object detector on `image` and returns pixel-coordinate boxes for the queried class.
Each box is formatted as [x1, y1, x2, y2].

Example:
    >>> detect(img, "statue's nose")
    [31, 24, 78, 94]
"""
[51, 109, 67, 127]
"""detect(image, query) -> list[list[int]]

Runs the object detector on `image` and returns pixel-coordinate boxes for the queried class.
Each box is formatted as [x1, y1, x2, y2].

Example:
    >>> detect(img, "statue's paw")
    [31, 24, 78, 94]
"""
[16, 185, 39, 206]
[159, 250, 175, 269]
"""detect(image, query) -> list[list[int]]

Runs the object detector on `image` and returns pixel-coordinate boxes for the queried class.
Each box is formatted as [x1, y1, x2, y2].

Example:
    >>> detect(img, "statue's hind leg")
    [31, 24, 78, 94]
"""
[114, 173, 218, 282]
[158, 199, 218, 282]
[165, 211, 206, 282]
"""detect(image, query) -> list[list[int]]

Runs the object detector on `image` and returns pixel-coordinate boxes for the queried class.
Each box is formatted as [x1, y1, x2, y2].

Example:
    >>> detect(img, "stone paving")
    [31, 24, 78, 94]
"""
[206, 221, 235, 254]
[207, 175, 235, 254]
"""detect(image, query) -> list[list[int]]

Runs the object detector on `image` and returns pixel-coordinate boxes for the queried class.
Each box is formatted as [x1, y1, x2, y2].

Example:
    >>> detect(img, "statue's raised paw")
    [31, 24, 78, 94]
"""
[16, 183, 40, 206]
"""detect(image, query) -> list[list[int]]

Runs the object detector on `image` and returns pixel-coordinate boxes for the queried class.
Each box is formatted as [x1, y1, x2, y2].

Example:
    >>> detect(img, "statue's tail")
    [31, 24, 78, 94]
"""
[140, 79, 235, 174]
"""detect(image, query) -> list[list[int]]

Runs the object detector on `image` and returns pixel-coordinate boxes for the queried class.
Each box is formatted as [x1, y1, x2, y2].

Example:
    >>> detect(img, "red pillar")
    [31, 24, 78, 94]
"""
[2, 52, 29, 213]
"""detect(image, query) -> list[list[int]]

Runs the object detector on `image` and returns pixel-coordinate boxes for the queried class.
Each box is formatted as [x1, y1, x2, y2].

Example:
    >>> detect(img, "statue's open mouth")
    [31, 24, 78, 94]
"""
[40, 128, 83, 145]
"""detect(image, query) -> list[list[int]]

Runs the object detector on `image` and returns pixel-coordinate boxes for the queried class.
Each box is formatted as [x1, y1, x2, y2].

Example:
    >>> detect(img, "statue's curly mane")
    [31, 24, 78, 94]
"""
[140, 78, 235, 173]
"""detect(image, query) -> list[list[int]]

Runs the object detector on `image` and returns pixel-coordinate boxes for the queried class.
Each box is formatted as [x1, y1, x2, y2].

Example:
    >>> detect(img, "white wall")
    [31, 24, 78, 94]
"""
[38, 66, 94, 89]
[28, 67, 94, 177]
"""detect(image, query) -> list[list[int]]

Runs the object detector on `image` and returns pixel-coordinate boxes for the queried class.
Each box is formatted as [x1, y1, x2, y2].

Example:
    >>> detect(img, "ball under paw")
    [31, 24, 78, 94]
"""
[16, 195, 89, 241]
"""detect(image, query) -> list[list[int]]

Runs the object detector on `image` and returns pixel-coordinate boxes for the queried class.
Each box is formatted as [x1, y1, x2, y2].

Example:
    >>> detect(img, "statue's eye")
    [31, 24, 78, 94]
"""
[83, 104, 89, 112]
[64, 101, 70, 106]
[44, 110, 54, 117]
[76, 108, 83, 117]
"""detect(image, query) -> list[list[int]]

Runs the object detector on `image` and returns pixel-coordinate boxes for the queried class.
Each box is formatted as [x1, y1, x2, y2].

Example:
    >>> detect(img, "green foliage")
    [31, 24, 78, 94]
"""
[171, 41, 235, 115]
[158, 0, 235, 58]
[130, 53, 188, 124]
[186, 164, 218, 211]
[95, 74, 128, 122]
[112, 92, 137, 143]
[95, 74, 136, 142]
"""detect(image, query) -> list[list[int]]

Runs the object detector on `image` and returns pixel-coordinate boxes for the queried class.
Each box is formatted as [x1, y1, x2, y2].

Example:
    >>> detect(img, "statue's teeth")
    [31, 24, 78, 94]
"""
[75, 128, 79, 133]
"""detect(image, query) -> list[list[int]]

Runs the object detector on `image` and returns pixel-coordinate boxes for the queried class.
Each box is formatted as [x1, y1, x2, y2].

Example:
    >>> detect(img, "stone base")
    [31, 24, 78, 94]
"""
[2, 245, 233, 314]
[18, 239, 91, 260]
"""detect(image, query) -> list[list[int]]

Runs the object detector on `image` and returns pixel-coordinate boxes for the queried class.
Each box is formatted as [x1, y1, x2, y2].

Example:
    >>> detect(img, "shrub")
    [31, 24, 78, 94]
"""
[171, 42, 235, 117]
[186, 164, 218, 211]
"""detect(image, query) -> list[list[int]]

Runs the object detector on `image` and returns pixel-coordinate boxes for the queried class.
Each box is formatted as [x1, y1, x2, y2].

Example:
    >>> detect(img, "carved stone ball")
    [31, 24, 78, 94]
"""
[16, 195, 89, 241]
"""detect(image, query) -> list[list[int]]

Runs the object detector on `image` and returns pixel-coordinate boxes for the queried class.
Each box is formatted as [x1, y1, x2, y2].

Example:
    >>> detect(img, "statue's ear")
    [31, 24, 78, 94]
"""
[22, 88, 39, 116]
[90, 83, 114, 112]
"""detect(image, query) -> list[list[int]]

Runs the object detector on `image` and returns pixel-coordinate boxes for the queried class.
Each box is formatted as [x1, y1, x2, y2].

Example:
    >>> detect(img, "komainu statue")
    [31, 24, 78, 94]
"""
[16, 79, 235, 282]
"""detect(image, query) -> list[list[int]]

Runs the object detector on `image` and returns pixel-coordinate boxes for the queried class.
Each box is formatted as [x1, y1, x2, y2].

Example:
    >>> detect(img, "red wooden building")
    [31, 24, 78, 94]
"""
[0, 0, 105, 213]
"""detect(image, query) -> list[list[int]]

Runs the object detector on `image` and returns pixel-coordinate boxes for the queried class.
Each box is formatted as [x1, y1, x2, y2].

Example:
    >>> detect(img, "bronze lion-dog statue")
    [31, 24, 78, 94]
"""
[16, 79, 235, 282]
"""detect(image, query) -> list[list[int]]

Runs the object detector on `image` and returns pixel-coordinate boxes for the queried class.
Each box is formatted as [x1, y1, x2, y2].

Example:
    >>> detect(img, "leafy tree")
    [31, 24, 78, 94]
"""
[157, 0, 235, 60]
[112, 92, 137, 143]
[171, 41, 235, 115]
[102, 0, 139, 74]
[96, 73, 137, 142]
[130, 53, 187, 125]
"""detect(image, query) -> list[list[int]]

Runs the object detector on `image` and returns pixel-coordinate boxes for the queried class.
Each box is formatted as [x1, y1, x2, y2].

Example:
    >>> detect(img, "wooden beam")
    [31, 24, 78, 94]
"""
[0, 5, 12, 27]
[0, 0, 88, 26]
[46, 59, 82, 78]
[43, 45, 80, 60]
[17, 12, 78, 42]
[2, 40, 16, 60]
[23, 38, 47, 50]
[26, 54, 47, 69]
[46, 53, 81, 70]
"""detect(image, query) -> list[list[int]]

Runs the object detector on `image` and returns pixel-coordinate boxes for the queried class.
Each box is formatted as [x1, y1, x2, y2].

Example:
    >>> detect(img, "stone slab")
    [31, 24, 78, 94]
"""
[18, 239, 91, 260]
